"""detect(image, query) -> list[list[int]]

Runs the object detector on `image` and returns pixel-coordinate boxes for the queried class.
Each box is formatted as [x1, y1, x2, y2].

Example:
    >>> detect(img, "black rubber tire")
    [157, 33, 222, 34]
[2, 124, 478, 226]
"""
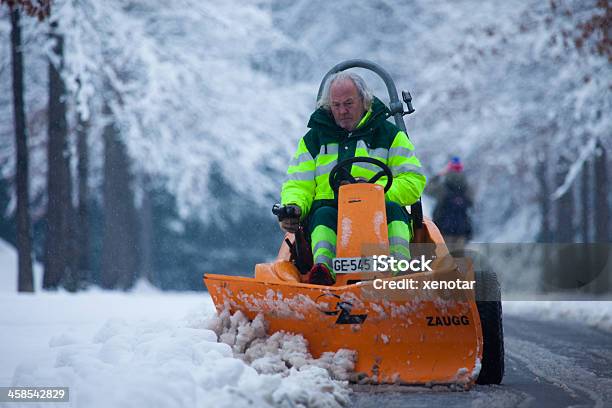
[475, 269, 505, 385]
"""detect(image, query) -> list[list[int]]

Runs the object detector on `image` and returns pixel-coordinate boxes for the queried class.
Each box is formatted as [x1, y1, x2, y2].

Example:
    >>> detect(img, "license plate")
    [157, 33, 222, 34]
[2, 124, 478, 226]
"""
[332, 257, 374, 274]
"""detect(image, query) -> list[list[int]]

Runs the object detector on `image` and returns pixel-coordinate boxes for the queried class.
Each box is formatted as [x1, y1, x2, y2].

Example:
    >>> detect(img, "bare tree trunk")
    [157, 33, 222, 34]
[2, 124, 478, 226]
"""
[76, 115, 90, 287]
[580, 160, 593, 292]
[101, 103, 139, 290]
[44, 22, 76, 290]
[594, 139, 609, 242]
[537, 154, 551, 242]
[581, 161, 590, 243]
[593, 139, 610, 294]
[537, 150, 556, 292]
[555, 156, 575, 242]
[139, 182, 154, 285]
[553, 156, 576, 289]
[10, 6, 34, 292]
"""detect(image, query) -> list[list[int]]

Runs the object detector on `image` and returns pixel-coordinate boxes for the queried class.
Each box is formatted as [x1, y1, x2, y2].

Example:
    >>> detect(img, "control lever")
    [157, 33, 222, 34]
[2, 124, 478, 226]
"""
[402, 90, 415, 115]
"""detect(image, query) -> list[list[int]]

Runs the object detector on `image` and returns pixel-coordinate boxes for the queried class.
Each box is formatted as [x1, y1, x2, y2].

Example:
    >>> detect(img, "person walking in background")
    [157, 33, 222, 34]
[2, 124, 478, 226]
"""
[427, 156, 473, 248]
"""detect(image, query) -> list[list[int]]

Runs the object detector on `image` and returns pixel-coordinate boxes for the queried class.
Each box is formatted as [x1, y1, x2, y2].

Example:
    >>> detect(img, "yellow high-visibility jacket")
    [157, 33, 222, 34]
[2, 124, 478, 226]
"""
[281, 97, 426, 219]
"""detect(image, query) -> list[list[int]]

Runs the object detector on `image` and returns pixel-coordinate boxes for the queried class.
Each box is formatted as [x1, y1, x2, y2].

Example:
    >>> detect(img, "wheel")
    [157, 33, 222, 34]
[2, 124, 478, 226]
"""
[475, 269, 505, 385]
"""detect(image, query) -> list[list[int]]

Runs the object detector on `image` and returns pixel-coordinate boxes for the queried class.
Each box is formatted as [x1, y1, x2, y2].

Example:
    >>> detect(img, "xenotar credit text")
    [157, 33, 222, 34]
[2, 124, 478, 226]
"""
[372, 277, 475, 290]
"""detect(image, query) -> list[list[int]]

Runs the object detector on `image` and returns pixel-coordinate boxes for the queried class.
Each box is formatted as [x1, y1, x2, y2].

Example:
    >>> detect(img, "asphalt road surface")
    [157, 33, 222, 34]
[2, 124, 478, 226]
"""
[352, 314, 612, 408]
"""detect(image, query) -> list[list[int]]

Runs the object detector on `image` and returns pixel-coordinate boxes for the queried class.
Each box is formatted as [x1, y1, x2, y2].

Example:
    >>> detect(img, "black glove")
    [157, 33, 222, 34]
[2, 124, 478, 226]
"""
[306, 263, 335, 285]
[278, 205, 301, 233]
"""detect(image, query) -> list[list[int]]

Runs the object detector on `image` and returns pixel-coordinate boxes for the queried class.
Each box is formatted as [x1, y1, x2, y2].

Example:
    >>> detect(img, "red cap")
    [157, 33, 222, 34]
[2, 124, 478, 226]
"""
[447, 160, 463, 173]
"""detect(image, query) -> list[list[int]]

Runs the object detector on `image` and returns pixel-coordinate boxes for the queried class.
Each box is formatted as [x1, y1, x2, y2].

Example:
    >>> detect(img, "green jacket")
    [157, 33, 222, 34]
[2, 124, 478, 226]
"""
[281, 97, 426, 219]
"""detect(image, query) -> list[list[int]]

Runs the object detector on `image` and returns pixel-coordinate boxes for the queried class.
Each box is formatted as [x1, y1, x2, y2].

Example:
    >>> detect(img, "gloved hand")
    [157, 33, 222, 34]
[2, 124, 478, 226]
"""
[278, 204, 301, 233]
[305, 263, 335, 285]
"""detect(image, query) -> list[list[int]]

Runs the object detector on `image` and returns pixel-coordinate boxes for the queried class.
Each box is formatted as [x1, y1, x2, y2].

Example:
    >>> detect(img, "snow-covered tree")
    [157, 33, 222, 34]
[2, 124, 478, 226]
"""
[0, 0, 609, 290]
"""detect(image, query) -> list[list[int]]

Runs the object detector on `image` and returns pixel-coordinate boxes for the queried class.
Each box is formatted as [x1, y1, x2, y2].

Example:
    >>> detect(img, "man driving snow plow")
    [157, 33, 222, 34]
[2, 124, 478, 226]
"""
[204, 59, 504, 387]
[279, 72, 426, 285]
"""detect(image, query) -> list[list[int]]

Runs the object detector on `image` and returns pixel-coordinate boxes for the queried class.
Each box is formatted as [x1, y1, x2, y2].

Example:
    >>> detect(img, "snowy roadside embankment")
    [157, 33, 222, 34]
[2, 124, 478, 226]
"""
[503, 301, 612, 333]
[0, 288, 352, 408]
[1, 238, 352, 407]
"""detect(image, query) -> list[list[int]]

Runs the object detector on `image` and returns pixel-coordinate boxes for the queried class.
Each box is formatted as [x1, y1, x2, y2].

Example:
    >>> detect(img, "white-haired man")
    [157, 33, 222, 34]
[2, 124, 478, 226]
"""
[280, 72, 426, 285]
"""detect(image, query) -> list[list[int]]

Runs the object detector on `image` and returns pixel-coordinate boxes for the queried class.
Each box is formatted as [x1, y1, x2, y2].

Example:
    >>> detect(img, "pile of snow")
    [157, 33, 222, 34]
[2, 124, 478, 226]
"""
[1, 287, 353, 408]
[211, 308, 356, 380]
[503, 301, 612, 333]
[209, 309, 355, 406]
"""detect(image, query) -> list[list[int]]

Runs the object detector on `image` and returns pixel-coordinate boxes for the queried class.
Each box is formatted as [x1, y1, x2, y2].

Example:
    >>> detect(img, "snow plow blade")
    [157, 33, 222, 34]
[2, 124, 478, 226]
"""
[204, 257, 483, 387]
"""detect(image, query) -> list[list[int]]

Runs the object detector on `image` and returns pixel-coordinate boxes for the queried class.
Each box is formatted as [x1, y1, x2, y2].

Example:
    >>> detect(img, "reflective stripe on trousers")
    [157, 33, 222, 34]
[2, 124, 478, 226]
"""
[308, 201, 412, 275]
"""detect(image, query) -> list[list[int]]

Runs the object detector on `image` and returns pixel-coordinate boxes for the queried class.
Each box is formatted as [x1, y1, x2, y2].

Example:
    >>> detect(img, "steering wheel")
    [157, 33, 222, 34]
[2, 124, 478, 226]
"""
[328, 157, 393, 195]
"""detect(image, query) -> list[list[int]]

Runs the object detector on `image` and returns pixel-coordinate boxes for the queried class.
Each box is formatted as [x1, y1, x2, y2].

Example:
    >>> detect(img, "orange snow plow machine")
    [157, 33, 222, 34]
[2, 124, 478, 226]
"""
[204, 60, 504, 388]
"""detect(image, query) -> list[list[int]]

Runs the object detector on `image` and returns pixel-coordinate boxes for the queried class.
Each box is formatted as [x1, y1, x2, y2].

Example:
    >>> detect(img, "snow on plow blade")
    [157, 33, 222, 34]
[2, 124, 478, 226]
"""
[204, 261, 483, 387]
